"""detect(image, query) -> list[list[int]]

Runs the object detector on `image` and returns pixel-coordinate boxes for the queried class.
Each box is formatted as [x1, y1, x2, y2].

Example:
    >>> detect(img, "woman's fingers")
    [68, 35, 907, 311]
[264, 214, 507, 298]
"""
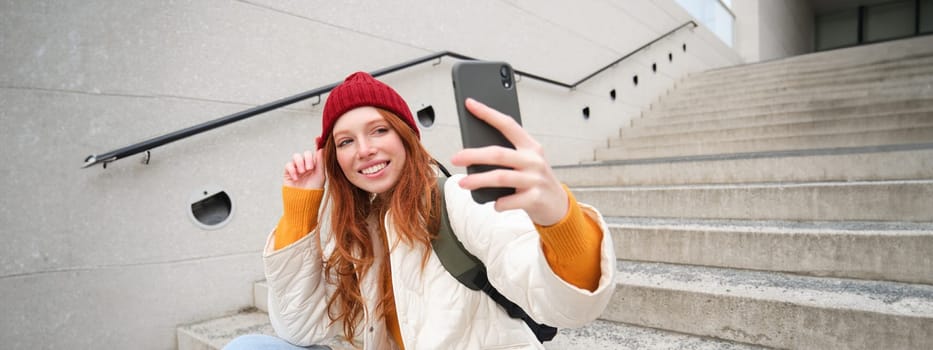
[292, 153, 305, 173]
[457, 99, 569, 225]
[459, 169, 565, 225]
[285, 161, 298, 182]
[284, 150, 323, 184]
[451, 145, 543, 171]
[464, 98, 537, 149]
[303, 150, 314, 172]
[283, 150, 326, 189]
[492, 186, 543, 213]
[457, 168, 540, 193]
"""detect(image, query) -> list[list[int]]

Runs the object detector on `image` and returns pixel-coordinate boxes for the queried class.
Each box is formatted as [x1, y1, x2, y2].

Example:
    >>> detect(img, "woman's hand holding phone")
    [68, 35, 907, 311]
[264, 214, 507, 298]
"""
[451, 98, 569, 227]
[283, 149, 326, 190]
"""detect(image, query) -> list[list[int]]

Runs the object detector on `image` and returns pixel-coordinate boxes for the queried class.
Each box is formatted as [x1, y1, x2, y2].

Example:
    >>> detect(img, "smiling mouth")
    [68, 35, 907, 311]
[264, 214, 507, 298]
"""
[360, 161, 389, 175]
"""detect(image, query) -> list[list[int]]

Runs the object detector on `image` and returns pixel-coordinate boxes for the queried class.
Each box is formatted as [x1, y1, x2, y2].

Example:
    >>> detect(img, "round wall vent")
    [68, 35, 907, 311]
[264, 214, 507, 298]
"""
[188, 186, 234, 230]
[417, 105, 435, 128]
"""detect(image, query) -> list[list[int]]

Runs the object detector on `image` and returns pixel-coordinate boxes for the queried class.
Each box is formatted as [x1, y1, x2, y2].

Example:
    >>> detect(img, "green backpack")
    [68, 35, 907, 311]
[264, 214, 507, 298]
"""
[430, 175, 558, 343]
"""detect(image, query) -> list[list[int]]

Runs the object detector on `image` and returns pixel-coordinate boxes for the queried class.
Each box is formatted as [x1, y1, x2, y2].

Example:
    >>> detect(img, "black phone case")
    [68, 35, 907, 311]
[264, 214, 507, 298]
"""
[452, 61, 523, 204]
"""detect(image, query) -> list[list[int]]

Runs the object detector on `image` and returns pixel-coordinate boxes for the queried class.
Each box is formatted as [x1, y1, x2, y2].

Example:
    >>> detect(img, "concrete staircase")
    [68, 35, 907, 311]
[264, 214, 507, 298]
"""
[177, 36, 933, 349]
[554, 35, 933, 349]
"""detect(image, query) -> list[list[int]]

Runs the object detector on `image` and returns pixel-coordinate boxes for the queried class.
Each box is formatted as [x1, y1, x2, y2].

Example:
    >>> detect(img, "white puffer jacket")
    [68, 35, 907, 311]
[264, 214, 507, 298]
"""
[262, 175, 616, 349]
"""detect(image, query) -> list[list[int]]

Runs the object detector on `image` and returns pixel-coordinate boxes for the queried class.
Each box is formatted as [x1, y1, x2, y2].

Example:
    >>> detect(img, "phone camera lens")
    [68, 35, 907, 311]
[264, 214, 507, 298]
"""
[500, 65, 513, 89]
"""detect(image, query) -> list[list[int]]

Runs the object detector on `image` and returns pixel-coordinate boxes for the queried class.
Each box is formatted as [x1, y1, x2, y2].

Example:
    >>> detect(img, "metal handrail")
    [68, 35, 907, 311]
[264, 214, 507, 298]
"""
[82, 20, 697, 169]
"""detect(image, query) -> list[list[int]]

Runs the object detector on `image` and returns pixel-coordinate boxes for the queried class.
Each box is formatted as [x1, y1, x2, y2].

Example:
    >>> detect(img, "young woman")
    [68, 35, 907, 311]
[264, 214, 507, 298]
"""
[224, 72, 615, 350]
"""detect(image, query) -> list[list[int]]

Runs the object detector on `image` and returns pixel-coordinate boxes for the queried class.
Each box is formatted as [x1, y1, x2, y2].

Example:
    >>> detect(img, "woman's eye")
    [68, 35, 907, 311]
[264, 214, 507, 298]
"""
[374, 127, 389, 135]
[337, 139, 352, 147]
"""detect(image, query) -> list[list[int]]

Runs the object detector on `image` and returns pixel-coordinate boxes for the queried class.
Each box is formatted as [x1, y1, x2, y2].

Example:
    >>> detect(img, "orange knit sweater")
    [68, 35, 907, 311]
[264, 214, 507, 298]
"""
[273, 185, 603, 349]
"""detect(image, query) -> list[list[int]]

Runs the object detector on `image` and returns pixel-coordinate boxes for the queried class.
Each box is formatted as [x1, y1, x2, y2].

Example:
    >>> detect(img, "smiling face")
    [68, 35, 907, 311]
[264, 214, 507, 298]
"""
[332, 106, 407, 194]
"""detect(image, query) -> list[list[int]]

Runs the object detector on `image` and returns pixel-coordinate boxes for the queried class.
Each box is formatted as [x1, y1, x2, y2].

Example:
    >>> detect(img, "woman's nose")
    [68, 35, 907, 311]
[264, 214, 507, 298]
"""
[356, 139, 376, 158]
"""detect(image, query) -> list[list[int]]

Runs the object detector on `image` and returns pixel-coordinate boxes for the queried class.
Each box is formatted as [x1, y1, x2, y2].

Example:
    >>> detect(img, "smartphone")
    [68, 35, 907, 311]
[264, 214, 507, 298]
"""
[452, 61, 523, 204]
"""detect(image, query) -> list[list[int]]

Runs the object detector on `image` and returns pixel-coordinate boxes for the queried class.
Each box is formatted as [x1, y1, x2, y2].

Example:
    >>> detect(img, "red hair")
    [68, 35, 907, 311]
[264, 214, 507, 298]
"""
[320, 108, 440, 344]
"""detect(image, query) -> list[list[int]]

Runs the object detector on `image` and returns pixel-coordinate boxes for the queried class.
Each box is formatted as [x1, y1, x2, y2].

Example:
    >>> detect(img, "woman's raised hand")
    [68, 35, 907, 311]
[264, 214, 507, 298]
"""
[283, 149, 326, 190]
[450, 98, 569, 226]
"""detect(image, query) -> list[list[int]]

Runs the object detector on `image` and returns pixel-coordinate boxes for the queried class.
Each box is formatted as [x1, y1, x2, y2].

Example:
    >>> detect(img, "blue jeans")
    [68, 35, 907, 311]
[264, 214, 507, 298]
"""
[222, 334, 332, 350]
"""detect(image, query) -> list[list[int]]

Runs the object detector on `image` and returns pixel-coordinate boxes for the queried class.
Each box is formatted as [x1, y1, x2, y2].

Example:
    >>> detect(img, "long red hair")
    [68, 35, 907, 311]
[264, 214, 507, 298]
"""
[320, 108, 440, 344]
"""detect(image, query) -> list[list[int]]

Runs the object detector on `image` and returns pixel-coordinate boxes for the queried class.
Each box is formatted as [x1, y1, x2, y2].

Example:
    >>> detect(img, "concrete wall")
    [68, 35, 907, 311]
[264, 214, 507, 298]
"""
[733, 0, 762, 62]
[733, 0, 814, 63]
[0, 1, 741, 349]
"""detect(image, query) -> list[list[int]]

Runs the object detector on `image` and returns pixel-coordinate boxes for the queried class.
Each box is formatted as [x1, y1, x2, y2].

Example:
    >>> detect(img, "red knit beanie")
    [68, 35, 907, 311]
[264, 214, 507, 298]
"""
[317, 71, 419, 149]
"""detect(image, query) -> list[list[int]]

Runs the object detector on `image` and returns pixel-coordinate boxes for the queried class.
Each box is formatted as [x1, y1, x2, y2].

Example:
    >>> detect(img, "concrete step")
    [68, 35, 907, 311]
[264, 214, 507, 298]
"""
[666, 78, 933, 113]
[627, 99, 933, 136]
[641, 90, 933, 123]
[180, 290, 764, 349]
[678, 53, 933, 88]
[692, 41, 933, 82]
[694, 48, 933, 79]
[661, 74, 933, 114]
[606, 217, 933, 285]
[253, 281, 268, 313]
[176, 309, 355, 350]
[684, 36, 933, 84]
[545, 319, 767, 350]
[571, 179, 933, 221]
[597, 125, 933, 160]
[605, 261, 933, 350]
[677, 53, 933, 92]
[609, 111, 933, 148]
[695, 50, 933, 85]
[177, 310, 274, 350]
[557, 144, 933, 186]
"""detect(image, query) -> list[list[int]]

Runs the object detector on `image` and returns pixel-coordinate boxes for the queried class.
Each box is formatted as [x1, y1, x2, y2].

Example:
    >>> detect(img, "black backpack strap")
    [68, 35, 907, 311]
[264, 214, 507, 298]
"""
[431, 176, 487, 290]
[431, 177, 558, 342]
[434, 159, 452, 178]
[478, 280, 558, 342]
